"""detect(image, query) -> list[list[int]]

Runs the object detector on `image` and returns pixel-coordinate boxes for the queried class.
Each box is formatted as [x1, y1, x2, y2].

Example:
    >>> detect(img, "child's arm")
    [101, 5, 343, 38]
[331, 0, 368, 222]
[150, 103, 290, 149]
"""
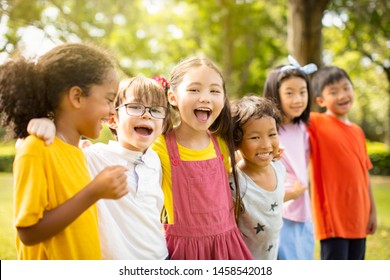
[27, 118, 56, 146]
[366, 174, 377, 235]
[17, 165, 128, 246]
[283, 180, 307, 202]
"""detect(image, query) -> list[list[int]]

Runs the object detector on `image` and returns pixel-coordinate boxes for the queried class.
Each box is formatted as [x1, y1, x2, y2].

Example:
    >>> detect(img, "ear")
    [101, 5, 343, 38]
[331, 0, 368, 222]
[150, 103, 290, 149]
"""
[68, 86, 84, 109]
[315, 96, 326, 108]
[167, 90, 178, 106]
[107, 113, 118, 130]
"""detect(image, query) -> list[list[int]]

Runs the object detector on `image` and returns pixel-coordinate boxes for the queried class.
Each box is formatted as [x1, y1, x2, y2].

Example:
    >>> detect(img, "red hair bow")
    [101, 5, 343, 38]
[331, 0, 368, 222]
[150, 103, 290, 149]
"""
[152, 76, 169, 90]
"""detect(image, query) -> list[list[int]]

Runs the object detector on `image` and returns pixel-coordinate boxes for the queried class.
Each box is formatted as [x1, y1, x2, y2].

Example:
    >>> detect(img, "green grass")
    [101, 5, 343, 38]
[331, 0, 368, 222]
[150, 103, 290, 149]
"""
[314, 177, 390, 260]
[0, 173, 389, 260]
[0, 172, 16, 260]
[365, 179, 390, 260]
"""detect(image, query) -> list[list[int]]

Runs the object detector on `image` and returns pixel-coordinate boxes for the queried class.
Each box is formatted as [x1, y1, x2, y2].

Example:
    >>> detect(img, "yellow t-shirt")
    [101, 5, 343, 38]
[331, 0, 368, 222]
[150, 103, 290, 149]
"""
[13, 136, 101, 260]
[151, 134, 230, 224]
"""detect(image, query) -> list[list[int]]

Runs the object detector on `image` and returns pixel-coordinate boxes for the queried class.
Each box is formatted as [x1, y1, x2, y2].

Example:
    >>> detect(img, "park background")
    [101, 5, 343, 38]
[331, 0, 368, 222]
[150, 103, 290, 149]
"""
[0, 0, 389, 259]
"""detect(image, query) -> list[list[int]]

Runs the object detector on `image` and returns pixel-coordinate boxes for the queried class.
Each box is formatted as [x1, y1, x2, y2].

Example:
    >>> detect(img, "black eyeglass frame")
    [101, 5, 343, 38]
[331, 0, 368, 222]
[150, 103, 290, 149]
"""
[115, 103, 168, 119]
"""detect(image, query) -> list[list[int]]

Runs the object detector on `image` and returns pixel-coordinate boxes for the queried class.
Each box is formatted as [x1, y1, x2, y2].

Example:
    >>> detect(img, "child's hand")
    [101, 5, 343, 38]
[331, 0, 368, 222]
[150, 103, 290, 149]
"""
[80, 139, 93, 148]
[366, 207, 377, 235]
[90, 165, 129, 200]
[291, 180, 307, 200]
[27, 118, 56, 146]
[273, 146, 285, 161]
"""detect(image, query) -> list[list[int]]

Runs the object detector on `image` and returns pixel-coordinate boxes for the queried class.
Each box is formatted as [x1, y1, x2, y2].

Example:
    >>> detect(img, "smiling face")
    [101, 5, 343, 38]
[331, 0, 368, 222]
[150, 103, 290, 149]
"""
[316, 77, 354, 121]
[79, 68, 119, 139]
[112, 78, 166, 152]
[238, 116, 280, 170]
[279, 77, 308, 123]
[168, 65, 225, 133]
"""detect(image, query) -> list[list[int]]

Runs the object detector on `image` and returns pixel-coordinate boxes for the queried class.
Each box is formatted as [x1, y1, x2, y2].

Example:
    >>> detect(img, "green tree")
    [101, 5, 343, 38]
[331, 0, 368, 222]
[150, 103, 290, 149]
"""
[324, 0, 389, 144]
[0, 0, 388, 143]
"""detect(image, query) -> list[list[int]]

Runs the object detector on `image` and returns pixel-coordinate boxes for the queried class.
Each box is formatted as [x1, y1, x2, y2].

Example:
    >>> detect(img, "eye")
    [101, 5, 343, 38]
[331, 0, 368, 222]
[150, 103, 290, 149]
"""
[127, 104, 143, 110]
[188, 88, 199, 93]
[151, 107, 164, 114]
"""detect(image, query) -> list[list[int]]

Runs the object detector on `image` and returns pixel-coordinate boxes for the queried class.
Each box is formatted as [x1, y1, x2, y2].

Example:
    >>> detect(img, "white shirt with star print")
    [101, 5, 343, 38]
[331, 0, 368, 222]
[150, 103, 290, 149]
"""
[234, 160, 286, 260]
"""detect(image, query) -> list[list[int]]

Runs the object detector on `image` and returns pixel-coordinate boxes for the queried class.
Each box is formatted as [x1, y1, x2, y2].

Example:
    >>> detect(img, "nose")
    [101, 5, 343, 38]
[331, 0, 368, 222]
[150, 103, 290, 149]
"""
[337, 90, 348, 100]
[141, 107, 153, 119]
[258, 137, 272, 148]
[292, 93, 303, 103]
[199, 91, 211, 103]
[109, 103, 116, 115]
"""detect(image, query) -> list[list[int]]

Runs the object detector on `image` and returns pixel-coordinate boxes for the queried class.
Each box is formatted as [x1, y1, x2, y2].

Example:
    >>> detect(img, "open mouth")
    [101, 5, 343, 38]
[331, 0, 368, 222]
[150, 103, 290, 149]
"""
[194, 108, 211, 122]
[134, 126, 153, 136]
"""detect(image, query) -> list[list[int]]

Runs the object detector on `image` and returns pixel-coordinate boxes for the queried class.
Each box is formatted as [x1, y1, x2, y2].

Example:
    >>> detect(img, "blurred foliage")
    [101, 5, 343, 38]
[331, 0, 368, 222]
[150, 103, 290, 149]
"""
[0, 0, 389, 143]
[367, 141, 390, 176]
[367, 140, 389, 154]
[369, 152, 390, 176]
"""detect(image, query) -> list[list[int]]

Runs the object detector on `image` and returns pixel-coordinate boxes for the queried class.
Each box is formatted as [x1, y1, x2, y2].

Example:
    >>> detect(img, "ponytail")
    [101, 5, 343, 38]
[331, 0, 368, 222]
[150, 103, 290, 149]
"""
[0, 57, 49, 139]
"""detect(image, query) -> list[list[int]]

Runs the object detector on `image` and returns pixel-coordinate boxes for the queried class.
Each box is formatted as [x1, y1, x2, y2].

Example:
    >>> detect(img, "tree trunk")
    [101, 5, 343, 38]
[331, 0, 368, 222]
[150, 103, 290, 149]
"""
[287, 0, 330, 67]
[287, 0, 330, 112]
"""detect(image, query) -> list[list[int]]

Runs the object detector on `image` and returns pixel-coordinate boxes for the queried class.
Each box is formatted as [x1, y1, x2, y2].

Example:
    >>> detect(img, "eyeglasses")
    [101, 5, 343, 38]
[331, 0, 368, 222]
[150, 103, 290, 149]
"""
[116, 103, 168, 119]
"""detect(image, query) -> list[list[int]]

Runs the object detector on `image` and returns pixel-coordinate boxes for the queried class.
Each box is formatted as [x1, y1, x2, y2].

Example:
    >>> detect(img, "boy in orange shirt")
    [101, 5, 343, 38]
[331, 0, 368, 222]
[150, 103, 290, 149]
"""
[308, 66, 377, 260]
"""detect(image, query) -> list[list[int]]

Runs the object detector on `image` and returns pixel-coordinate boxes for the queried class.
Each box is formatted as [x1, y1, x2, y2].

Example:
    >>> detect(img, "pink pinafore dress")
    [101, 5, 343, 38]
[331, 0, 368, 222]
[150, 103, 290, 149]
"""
[164, 131, 253, 260]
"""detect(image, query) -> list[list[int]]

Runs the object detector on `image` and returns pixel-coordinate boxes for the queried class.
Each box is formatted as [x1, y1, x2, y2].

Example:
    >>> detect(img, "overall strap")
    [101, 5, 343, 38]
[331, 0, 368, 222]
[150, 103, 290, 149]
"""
[209, 133, 224, 160]
[165, 131, 180, 166]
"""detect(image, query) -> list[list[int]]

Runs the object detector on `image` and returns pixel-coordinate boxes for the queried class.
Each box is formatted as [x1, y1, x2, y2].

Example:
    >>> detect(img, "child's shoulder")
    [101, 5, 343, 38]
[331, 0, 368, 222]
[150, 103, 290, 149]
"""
[151, 134, 167, 153]
[84, 142, 110, 156]
[309, 112, 338, 128]
[271, 160, 286, 177]
[16, 135, 46, 153]
[309, 112, 324, 121]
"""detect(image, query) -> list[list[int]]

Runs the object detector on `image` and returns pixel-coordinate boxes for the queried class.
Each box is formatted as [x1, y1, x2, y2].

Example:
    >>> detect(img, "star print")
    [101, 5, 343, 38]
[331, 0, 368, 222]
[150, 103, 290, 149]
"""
[254, 223, 265, 234]
[266, 244, 273, 252]
[270, 202, 278, 211]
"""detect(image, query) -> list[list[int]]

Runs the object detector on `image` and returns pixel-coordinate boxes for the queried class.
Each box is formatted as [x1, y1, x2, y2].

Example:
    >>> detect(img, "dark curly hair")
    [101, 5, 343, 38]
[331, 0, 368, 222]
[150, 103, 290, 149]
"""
[0, 43, 116, 139]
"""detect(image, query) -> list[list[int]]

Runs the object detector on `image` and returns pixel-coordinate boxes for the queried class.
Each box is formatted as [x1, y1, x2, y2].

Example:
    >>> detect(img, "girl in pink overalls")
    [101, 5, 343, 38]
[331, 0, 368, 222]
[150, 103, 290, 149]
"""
[152, 56, 253, 260]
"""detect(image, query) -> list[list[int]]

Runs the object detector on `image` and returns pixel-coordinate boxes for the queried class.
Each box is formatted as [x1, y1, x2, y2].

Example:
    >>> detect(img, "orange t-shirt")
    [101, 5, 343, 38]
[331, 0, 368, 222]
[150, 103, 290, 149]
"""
[308, 112, 372, 240]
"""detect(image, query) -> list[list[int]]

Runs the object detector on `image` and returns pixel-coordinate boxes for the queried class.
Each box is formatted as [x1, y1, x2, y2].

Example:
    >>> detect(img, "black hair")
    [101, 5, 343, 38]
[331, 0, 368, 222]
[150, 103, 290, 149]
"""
[263, 65, 312, 124]
[311, 66, 353, 98]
